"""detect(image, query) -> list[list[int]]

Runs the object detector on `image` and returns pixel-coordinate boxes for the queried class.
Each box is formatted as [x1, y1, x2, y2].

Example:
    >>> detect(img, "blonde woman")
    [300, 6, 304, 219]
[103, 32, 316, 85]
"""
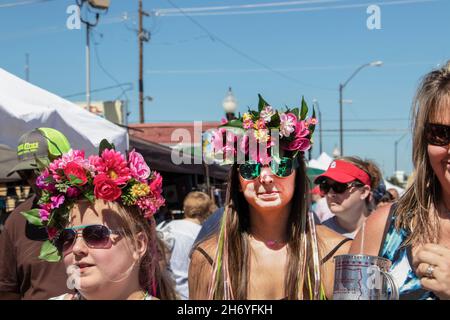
[350, 62, 450, 299]
[189, 96, 351, 300]
[22, 143, 177, 300]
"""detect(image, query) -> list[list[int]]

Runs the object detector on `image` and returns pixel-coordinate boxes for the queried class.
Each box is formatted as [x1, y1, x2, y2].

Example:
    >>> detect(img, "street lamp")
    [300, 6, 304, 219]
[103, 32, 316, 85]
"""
[394, 132, 408, 173]
[223, 87, 237, 121]
[77, 0, 110, 111]
[339, 60, 383, 156]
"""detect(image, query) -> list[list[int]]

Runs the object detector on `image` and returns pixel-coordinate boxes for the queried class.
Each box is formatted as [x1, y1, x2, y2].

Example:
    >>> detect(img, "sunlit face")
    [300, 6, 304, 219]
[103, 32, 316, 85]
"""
[63, 200, 144, 297]
[324, 179, 370, 216]
[427, 104, 450, 198]
[238, 165, 296, 212]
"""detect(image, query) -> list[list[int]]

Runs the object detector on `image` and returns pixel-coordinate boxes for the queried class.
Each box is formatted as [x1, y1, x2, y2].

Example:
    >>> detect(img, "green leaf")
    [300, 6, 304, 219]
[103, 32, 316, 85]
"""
[226, 119, 244, 128]
[21, 209, 44, 227]
[290, 108, 300, 119]
[99, 139, 115, 156]
[257, 94, 269, 112]
[83, 190, 95, 204]
[68, 174, 83, 185]
[39, 240, 61, 262]
[300, 96, 309, 120]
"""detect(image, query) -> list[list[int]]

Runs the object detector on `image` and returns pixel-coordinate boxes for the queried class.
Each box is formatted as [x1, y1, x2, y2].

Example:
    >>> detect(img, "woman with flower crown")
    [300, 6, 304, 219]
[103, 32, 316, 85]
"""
[22, 141, 177, 300]
[189, 95, 352, 300]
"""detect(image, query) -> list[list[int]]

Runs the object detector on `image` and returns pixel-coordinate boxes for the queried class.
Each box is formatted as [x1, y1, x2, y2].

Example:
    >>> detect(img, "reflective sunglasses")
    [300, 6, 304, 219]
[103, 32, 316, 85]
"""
[238, 157, 298, 180]
[319, 180, 364, 194]
[54, 224, 122, 254]
[425, 123, 450, 146]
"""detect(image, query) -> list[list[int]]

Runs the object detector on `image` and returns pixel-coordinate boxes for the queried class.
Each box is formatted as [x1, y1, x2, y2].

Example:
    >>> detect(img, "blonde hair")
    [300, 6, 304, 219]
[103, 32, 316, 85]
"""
[183, 191, 213, 222]
[113, 203, 178, 299]
[395, 61, 450, 246]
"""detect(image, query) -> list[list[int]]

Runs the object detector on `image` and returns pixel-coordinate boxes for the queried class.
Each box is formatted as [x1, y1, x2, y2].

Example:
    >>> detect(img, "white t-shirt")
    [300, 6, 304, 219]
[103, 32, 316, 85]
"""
[156, 219, 202, 300]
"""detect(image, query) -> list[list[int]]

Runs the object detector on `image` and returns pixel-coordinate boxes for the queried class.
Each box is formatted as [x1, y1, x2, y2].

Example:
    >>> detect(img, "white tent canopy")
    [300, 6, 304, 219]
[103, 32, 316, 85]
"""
[0, 68, 128, 156]
[308, 152, 333, 171]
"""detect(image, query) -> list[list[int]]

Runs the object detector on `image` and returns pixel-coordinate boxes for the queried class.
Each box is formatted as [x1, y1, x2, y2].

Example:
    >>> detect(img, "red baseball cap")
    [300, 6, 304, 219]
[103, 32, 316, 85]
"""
[314, 160, 371, 186]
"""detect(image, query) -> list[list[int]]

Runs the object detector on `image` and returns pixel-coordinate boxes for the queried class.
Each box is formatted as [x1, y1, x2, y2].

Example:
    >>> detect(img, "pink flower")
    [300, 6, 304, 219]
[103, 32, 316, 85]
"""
[36, 169, 56, 192]
[149, 172, 163, 195]
[260, 106, 275, 123]
[280, 113, 297, 137]
[220, 118, 228, 125]
[136, 195, 166, 219]
[39, 209, 50, 222]
[128, 149, 150, 182]
[283, 120, 311, 152]
[51, 195, 65, 209]
[93, 174, 122, 201]
[243, 119, 254, 130]
[46, 227, 58, 241]
[92, 149, 131, 185]
[66, 187, 81, 198]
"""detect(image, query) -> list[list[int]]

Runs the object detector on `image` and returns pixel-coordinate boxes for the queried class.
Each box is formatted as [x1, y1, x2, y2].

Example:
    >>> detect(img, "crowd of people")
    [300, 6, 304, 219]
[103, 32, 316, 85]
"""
[0, 62, 449, 300]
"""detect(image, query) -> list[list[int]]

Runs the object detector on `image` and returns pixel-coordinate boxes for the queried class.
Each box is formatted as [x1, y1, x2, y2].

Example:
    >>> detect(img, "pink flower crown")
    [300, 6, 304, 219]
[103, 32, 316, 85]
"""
[205, 94, 317, 164]
[21, 140, 165, 261]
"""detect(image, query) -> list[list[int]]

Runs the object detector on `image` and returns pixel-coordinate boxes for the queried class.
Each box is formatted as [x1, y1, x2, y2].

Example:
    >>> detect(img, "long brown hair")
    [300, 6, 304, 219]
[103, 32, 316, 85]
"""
[208, 155, 324, 300]
[114, 203, 178, 300]
[395, 61, 450, 246]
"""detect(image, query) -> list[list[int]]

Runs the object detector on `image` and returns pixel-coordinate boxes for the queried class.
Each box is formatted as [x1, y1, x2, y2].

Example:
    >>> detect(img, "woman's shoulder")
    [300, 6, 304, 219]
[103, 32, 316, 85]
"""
[316, 225, 352, 256]
[349, 203, 394, 255]
[191, 234, 218, 265]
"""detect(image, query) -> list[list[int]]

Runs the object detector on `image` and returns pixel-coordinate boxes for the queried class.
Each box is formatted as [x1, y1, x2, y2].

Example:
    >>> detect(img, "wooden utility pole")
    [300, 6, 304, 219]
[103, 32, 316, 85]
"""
[138, 0, 150, 123]
[138, 0, 144, 123]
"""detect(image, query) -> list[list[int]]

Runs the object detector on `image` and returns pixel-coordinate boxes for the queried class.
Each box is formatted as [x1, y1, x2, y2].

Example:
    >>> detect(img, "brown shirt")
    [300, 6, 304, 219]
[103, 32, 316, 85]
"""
[0, 195, 68, 300]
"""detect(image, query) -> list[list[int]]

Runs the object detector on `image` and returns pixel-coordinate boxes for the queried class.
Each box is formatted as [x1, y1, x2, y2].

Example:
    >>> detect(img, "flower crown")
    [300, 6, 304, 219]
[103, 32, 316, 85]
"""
[21, 139, 165, 262]
[204, 94, 317, 164]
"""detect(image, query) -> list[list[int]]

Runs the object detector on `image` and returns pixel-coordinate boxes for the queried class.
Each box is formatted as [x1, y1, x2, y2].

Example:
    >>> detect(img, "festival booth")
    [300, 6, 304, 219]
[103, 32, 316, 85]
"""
[0, 68, 128, 218]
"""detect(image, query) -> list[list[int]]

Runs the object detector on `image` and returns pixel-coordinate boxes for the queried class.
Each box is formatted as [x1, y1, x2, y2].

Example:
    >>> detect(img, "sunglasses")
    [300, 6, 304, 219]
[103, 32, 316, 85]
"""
[319, 180, 364, 194]
[54, 224, 122, 254]
[425, 123, 450, 146]
[238, 157, 298, 180]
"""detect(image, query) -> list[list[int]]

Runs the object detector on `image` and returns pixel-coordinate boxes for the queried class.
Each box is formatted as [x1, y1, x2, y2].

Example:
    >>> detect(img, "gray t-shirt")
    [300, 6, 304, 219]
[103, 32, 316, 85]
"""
[322, 216, 357, 239]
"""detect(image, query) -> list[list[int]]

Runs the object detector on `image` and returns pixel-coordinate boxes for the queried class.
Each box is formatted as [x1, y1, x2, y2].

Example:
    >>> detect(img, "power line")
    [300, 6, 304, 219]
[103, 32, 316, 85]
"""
[159, 0, 439, 17]
[156, 0, 344, 14]
[0, 0, 56, 9]
[164, 0, 335, 92]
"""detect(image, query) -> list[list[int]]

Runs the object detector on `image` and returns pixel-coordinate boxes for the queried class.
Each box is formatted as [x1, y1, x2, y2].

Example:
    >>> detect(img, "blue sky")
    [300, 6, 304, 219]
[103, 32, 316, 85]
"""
[1, 0, 449, 177]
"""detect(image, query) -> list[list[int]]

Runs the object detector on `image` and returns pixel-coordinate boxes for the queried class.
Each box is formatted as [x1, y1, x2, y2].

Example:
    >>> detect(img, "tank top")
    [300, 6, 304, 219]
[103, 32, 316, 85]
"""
[378, 205, 437, 300]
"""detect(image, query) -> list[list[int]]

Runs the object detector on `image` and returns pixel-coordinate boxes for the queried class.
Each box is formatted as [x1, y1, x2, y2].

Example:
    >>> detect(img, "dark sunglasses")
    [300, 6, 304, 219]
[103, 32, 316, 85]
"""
[319, 180, 364, 194]
[425, 123, 450, 146]
[239, 157, 298, 180]
[54, 224, 122, 254]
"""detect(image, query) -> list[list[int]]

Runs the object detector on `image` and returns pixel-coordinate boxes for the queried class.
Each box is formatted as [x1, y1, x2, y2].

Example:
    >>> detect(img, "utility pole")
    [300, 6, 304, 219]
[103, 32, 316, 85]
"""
[138, 0, 150, 123]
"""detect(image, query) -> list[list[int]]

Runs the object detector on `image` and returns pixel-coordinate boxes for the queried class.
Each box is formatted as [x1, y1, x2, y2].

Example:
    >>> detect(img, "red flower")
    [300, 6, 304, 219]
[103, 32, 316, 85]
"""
[93, 174, 122, 201]
[64, 162, 87, 186]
